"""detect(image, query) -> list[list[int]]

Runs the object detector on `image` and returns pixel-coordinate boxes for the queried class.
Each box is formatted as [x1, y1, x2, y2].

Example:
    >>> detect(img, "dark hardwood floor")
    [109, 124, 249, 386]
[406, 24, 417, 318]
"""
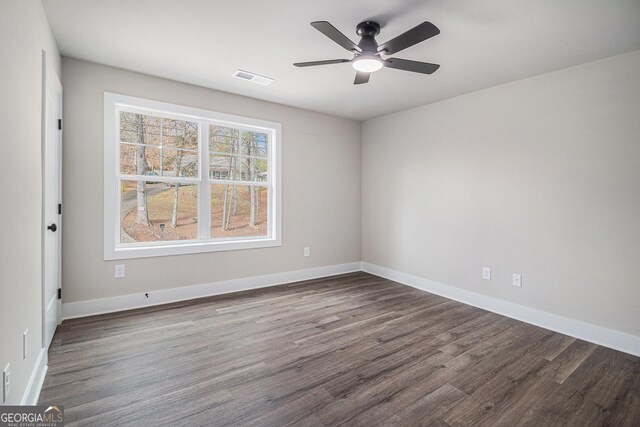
[40, 272, 640, 426]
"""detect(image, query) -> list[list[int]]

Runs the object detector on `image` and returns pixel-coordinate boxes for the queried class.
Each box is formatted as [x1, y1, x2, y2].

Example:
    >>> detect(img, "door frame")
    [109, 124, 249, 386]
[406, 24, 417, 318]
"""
[41, 51, 63, 349]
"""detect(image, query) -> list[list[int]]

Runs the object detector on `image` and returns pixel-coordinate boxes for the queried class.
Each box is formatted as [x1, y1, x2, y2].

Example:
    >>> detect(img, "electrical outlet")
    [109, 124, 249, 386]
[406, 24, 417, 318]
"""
[3, 363, 10, 403]
[304, 247, 310, 257]
[513, 273, 522, 287]
[23, 329, 28, 359]
[482, 267, 491, 281]
[115, 264, 125, 279]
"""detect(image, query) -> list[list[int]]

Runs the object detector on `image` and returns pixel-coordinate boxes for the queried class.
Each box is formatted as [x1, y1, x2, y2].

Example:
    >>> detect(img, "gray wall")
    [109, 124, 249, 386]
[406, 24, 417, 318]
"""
[0, 0, 60, 404]
[61, 58, 361, 303]
[362, 50, 640, 337]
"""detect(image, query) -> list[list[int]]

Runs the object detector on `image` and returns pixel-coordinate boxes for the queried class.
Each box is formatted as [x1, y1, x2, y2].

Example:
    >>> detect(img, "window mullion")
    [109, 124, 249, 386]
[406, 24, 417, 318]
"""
[198, 121, 211, 239]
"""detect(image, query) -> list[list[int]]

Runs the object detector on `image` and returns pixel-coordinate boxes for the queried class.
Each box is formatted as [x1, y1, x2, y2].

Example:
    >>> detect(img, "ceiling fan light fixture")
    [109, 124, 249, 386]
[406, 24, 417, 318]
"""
[352, 56, 383, 73]
[294, 20, 440, 84]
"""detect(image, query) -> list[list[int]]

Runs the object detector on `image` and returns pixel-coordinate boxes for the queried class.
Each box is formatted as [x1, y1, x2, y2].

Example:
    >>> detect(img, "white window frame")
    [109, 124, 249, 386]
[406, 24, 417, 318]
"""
[104, 92, 282, 260]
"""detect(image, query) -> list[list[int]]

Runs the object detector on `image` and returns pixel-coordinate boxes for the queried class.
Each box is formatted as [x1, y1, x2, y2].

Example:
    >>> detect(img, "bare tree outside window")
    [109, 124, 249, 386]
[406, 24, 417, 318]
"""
[112, 97, 275, 255]
[106, 94, 280, 259]
[209, 126, 269, 238]
[119, 112, 198, 243]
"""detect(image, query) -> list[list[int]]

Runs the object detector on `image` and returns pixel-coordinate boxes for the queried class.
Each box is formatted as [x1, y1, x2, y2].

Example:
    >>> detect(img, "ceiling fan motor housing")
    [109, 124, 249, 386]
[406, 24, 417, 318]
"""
[356, 21, 381, 37]
[356, 21, 381, 52]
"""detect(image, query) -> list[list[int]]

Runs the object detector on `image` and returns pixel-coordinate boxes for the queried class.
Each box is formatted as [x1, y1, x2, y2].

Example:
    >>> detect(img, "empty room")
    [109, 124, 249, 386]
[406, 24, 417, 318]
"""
[1, 0, 639, 425]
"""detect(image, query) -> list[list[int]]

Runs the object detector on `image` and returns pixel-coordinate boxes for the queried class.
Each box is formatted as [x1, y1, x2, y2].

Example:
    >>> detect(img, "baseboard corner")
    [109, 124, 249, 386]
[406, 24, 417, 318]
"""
[361, 262, 640, 357]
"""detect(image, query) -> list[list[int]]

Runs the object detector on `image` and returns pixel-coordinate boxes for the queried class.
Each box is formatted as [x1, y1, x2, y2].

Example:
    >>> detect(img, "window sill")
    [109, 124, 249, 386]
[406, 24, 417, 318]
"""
[104, 236, 281, 260]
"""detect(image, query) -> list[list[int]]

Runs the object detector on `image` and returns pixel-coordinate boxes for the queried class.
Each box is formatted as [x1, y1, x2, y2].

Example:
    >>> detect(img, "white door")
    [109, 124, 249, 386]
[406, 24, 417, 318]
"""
[42, 54, 62, 349]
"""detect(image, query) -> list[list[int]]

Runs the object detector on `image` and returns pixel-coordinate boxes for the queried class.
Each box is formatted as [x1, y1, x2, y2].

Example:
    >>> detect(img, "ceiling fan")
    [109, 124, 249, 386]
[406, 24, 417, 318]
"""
[294, 20, 440, 85]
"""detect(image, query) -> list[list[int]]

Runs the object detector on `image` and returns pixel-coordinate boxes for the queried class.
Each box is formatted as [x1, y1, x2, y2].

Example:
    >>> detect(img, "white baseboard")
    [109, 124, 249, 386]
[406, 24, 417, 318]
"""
[20, 348, 48, 405]
[361, 262, 640, 357]
[60, 260, 640, 357]
[62, 262, 361, 320]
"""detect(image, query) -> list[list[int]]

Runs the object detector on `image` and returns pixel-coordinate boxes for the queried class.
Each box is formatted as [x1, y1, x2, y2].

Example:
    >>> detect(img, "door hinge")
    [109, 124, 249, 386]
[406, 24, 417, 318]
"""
[58, 119, 62, 130]
[58, 203, 62, 215]
[57, 288, 62, 300]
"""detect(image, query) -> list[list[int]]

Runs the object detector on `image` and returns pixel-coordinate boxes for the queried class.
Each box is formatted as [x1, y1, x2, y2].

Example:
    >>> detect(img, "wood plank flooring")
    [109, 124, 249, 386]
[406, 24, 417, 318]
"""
[39, 272, 640, 426]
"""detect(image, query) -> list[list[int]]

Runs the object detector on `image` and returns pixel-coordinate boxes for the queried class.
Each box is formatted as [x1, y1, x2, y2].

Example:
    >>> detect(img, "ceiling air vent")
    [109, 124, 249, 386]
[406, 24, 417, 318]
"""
[232, 70, 274, 86]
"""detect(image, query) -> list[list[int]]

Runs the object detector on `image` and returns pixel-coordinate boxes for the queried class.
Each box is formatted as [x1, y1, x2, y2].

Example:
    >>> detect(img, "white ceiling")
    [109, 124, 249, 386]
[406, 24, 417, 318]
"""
[42, 0, 640, 120]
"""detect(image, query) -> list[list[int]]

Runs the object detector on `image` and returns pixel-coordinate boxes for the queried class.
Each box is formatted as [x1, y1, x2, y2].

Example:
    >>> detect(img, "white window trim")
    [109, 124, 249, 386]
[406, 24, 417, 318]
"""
[104, 92, 282, 260]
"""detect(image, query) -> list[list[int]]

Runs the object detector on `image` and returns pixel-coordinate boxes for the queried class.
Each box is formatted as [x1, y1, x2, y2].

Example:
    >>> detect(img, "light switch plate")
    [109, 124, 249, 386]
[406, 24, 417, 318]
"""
[304, 247, 310, 257]
[482, 267, 491, 280]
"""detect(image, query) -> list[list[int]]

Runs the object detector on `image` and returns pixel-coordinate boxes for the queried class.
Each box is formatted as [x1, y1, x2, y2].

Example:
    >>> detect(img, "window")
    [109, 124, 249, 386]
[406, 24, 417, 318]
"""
[104, 93, 281, 260]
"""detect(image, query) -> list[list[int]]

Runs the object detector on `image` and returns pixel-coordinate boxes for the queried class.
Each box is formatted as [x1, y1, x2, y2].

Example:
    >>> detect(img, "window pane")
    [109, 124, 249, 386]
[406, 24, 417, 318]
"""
[162, 147, 198, 178]
[208, 126, 269, 182]
[120, 112, 161, 145]
[246, 156, 268, 182]
[120, 112, 199, 177]
[209, 154, 243, 180]
[120, 143, 137, 175]
[211, 184, 268, 238]
[120, 144, 161, 176]
[162, 118, 198, 150]
[209, 126, 241, 154]
[242, 131, 268, 158]
[120, 180, 198, 243]
[120, 112, 141, 144]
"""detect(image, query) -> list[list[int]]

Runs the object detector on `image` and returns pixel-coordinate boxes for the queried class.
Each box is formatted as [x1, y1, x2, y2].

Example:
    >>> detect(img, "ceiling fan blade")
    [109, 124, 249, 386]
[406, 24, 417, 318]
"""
[293, 59, 351, 67]
[311, 21, 362, 53]
[378, 22, 440, 55]
[354, 71, 370, 85]
[384, 58, 440, 75]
